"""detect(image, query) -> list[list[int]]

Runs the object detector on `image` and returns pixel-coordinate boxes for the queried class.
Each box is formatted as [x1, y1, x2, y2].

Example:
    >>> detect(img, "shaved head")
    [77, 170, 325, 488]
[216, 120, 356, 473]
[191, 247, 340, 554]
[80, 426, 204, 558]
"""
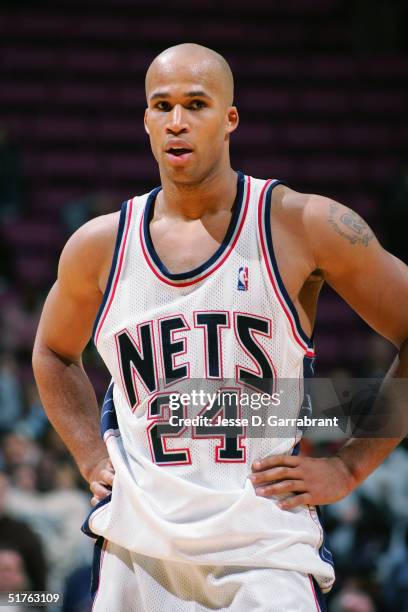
[145, 43, 234, 106]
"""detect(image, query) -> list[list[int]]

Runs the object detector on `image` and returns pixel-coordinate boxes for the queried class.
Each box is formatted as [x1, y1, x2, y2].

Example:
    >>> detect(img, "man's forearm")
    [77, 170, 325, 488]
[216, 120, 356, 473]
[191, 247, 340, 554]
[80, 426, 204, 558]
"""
[335, 338, 408, 489]
[33, 342, 108, 482]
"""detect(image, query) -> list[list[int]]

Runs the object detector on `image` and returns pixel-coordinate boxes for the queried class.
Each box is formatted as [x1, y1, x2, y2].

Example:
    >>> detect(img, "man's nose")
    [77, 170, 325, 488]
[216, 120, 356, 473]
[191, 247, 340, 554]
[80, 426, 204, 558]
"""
[166, 104, 189, 134]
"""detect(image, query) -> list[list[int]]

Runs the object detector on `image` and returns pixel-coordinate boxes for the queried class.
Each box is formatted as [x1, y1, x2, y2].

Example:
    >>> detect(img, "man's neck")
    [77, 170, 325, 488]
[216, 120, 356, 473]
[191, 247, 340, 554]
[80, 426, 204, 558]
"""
[155, 166, 238, 221]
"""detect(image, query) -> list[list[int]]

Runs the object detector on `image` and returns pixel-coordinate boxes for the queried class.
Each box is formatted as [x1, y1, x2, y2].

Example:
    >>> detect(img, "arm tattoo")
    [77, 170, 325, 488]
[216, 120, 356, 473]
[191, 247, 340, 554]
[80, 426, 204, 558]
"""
[328, 202, 373, 247]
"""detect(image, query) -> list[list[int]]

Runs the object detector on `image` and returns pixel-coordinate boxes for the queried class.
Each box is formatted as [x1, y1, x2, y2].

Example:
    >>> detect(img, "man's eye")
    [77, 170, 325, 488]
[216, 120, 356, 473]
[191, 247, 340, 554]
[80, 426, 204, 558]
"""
[156, 101, 171, 111]
[189, 100, 206, 110]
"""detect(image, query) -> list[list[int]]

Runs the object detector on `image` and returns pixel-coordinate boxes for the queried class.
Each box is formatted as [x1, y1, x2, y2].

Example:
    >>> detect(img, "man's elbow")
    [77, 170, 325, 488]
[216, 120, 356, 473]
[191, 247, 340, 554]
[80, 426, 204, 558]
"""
[32, 335, 76, 384]
[32, 335, 54, 385]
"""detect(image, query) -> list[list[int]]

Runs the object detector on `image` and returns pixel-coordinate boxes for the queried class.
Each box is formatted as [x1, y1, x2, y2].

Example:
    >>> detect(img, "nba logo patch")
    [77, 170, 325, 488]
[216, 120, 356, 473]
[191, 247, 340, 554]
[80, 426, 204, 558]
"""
[237, 266, 249, 291]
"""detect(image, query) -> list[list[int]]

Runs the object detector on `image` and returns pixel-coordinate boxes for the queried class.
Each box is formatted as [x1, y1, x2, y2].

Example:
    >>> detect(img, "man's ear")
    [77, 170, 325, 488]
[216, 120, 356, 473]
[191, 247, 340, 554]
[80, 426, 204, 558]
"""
[144, 108, 150, 134]
[226, 106, 239, 134]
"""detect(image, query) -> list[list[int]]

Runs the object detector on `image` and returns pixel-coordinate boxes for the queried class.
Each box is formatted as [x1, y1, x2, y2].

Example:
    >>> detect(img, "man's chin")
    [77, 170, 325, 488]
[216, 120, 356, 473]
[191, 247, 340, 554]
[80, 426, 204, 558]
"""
[161, 163, 199, 184]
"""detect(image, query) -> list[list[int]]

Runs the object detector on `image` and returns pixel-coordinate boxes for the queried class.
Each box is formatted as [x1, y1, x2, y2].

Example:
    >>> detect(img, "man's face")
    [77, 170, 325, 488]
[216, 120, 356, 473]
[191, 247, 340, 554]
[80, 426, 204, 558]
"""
[0, 550, 27, 591]
[144, 61, 238, 184]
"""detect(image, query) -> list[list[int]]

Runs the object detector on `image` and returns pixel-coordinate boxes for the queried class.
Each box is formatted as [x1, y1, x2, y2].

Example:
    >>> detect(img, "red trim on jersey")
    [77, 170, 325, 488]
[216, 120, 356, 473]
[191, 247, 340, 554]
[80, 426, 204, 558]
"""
[309, 574, 322, 611]
[95, 199, 134, 346]
[139, 176, 251, 287]
[257, 181, 314, 355]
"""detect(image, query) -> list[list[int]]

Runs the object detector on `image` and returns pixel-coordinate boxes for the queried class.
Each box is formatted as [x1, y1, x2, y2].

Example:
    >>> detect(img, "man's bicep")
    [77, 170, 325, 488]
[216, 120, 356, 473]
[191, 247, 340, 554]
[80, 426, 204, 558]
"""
[325, 244, 408, 347]
[306, 196, 408, 347]
[35, 222, 106, 361]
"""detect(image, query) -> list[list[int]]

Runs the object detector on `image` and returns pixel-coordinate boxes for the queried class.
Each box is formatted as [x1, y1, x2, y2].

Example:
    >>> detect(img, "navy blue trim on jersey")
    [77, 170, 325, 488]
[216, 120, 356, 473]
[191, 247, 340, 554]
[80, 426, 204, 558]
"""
[142, 171, 245, 281]
[263, 181, 313, 348]
[301, 353, 334, 570]
[100, 381, 118, 437]
[296, 354, 315, 438]
[312, 575, 328, 611]
[81, 494, 112, 539]
[92, 200, 129, 341]
[316, 505, 334, 568]
[81, 386, 116, 540]
[90, 536, 105, 600]
[303, 353, 316, 378]
[291, 441, 300, 455]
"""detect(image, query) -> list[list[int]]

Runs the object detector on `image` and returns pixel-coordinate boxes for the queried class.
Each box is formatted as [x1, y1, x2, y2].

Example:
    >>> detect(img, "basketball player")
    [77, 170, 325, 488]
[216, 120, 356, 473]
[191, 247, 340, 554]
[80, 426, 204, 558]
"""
[32, 44, 408, 611]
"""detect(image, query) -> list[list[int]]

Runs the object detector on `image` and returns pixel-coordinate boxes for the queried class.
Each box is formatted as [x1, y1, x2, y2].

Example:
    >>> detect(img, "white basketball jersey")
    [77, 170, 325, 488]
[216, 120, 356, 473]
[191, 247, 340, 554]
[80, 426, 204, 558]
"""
[83, 172, 335, 593]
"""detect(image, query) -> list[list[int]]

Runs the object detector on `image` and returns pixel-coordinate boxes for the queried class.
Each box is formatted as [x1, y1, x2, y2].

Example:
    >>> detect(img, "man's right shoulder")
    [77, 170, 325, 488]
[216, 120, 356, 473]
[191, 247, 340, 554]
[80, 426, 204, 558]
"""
[58, 211, 121, 295]
[77, 210, 120, 241]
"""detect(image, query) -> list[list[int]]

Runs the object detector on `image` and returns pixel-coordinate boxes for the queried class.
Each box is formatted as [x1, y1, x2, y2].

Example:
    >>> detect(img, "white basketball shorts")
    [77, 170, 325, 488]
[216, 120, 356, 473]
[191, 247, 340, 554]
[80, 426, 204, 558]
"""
[91, 537, 327, 611]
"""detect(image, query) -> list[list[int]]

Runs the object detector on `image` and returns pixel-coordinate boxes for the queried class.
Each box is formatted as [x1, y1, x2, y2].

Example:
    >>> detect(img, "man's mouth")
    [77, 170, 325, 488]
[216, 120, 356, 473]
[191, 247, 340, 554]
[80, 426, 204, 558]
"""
[165, 145, 193, 165]
[166, 147, 192, 157]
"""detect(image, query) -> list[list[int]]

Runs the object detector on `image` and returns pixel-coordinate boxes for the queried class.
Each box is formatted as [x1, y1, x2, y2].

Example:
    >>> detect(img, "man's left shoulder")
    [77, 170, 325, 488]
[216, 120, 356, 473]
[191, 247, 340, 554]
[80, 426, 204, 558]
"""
[268, 182, 375, 261]
[269, 182, 331, 229]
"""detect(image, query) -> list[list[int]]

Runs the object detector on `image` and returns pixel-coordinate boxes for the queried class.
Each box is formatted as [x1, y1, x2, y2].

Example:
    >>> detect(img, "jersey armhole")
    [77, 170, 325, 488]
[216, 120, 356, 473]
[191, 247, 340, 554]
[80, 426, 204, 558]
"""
[92, 199, 133, 345]
[258, 180, 315, 355]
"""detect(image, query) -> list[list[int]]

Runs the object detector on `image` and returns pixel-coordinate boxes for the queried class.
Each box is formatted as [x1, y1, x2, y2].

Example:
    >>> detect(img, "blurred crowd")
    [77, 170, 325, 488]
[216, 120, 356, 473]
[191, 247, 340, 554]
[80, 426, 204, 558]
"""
[1, 134, 408, 612]
[0, 130, 100, 611]
[315, 438, 408, 611]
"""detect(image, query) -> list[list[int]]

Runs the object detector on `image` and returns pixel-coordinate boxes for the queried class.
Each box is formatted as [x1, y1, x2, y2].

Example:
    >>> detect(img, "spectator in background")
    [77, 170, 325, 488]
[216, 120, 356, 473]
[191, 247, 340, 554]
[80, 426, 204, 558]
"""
[16, 382, 48, 440]
[0, 546, 30, 591]
[1, 432, 40, 472]
[381, 524, 408, 612]
[0, 353, 23, 435]
[358, 440, 408, 523]
[0, 284, 42, 363]
[4, 451, 92, 595]
[0, 546, 43, 611]
[330, 585, 376, 612]
[0, 472, 47, 591]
